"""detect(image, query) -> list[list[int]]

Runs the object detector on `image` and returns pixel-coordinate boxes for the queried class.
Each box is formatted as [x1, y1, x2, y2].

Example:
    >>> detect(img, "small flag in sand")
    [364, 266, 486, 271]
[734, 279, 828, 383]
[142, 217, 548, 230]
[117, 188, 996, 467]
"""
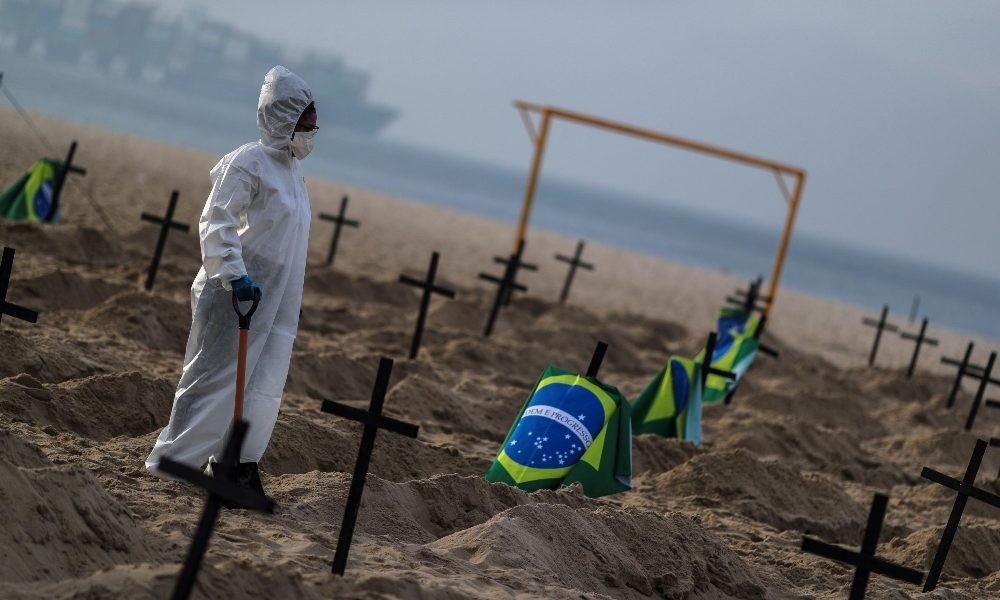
[140, 190, 190, 291]
[631, 332, 735, 443]
[485, 349, 632, 498]
[631, 356, 705, 443]
[700, 308, 761, 404]
[920, 439, 1000, 592]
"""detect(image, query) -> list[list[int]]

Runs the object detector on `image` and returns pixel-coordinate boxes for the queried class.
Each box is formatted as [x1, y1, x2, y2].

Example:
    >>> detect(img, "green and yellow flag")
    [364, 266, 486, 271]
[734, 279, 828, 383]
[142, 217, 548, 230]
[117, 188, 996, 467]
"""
[0, 158, 60, 221]
[700, 307, 760, 403]
[485, 366, 632, 498]
[630, 356, 704, 443]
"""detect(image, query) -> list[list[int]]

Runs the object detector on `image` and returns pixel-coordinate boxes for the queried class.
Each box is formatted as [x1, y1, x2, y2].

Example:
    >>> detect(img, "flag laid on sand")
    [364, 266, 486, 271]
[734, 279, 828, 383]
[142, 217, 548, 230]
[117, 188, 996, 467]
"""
[630, 356, 704, 443]
[485, 366, 632, 498]
[701, 307, 760, 403]
[0, 159, 61, 221]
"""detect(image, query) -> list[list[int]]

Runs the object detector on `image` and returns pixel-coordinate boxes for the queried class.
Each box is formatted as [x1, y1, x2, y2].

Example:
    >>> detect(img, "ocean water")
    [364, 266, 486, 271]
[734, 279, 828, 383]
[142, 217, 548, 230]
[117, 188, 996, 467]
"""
[3, 60, 999, 340]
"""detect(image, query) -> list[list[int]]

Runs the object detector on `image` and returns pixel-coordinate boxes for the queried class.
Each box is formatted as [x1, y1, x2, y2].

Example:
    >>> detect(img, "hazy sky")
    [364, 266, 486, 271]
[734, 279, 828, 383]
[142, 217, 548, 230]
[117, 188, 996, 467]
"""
[169, 1, 1000, 277]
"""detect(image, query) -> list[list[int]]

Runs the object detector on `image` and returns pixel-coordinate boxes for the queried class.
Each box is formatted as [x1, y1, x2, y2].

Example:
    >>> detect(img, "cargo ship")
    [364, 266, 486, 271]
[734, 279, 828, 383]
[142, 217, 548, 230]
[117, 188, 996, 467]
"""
[0, 0, 398, 137]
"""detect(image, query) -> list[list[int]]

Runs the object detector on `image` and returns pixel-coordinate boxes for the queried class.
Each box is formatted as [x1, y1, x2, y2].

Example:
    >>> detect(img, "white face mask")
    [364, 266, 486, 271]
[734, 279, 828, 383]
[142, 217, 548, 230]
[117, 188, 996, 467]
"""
[290, 129, 316, 159]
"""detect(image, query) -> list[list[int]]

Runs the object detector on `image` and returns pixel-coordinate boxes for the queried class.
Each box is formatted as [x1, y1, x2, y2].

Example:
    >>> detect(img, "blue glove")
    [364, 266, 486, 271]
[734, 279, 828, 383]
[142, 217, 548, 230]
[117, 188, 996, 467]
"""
[231, 275, 262, 302]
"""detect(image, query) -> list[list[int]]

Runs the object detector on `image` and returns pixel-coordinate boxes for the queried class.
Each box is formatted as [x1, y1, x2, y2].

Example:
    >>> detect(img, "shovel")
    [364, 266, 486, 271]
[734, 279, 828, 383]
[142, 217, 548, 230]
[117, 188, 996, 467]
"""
[210, 290, 266, 508]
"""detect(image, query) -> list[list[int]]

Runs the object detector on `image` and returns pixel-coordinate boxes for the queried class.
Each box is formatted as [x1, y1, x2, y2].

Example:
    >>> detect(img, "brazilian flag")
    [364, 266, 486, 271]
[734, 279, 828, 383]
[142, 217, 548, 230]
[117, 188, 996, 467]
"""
[630, 356, 704, 443]
[699, 307, 760, 403]
[485, 366, 632, 498]
[0, 158, 61, 221]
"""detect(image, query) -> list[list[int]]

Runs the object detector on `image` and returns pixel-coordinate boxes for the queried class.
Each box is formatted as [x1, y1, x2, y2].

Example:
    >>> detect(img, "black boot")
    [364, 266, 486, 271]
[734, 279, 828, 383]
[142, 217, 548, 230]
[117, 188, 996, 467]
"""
[205, 460, 267, 510]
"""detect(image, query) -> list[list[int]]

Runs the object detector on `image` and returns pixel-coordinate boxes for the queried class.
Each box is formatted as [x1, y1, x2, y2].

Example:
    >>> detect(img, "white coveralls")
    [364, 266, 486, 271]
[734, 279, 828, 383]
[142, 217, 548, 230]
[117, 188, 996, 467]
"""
[146, 66, 313, 474]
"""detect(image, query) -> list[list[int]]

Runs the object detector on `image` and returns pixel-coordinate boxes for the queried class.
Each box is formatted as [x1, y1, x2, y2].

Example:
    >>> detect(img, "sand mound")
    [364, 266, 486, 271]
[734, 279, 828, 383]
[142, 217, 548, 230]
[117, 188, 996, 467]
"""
[0, 428, 52, 468]
[710, 412, 910, 486]
[654, 449, 867, 542]
[13, 269, 129, 312]
[632, 435, 703, 475]
[428, 503, 776, 598]
[430, 338, 557, 387]
[867, 430, 998, 473]
[426, 297, 489, 332]
[0, 372, 174, 440]
[385, 374, 519, 442]
[885, 521, 1000, 581]
[81, 291, 191, 351]
[858, 369, 952, 405]
[262, 410, 486, 480]
[285, 351, 383, 401]
[304, 270, 413, 308]
[0, 329, 134, 383]
[272, 472, 590, 546]
[740, 389, 889, 439]
[0, 461, 159, 582]
[0, 222, 125, 267]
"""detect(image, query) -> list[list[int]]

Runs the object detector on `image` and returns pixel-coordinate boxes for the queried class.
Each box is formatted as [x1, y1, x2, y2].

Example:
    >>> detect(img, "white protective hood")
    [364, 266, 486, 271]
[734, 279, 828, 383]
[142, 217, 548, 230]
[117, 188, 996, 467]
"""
[257, 65, 314, 149]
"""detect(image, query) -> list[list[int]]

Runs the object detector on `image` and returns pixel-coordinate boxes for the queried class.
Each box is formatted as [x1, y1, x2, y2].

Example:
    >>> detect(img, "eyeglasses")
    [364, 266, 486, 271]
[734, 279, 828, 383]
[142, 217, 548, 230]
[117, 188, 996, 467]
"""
[294, 124, 320, 133]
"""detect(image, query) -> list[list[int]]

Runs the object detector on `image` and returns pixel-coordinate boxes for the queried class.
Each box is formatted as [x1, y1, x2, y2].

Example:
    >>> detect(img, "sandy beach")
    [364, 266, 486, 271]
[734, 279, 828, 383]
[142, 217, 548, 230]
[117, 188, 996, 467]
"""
[0, 108, 998, 598]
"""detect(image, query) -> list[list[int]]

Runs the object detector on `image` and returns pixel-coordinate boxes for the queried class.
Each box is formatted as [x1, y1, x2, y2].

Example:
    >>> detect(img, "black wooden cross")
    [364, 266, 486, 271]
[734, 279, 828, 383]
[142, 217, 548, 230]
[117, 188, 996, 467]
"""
[750, 315, 780, 359]
[140, 190, 191, 291]
[0, 247, 39, 324]
[801, 493, 924, 599]
[46, 140, 88, 222]
[726, 276, 769, 314]
[941, 342, 977, 409]
[899, 317, 939, 378]
[554, 240, 594, 304]
[862, 305, 898, 367]
[479, 247, 529, 338]
[158, 420, 275, 600]
[318, 195, 360, 267]
[920, 439, 1000, 592]
[398, 251, 456, 360]
[963, 351, 996, 431]
[586, 341, 608, 378]
[941, 343, 1000, 411]
[320, 357, 420, 575]
[908, 294, 920, 324]
[494, 239, 536, 307]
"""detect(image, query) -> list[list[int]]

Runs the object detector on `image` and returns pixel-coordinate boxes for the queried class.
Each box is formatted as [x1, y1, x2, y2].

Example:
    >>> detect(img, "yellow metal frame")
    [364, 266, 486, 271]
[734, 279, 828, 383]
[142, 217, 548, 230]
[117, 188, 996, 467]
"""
[513, 100, 806, 319]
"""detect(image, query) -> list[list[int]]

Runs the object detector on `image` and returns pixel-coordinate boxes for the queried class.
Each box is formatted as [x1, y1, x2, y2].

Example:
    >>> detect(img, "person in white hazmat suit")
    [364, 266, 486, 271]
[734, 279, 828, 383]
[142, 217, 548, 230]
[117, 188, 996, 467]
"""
[146, 66, 318, 494]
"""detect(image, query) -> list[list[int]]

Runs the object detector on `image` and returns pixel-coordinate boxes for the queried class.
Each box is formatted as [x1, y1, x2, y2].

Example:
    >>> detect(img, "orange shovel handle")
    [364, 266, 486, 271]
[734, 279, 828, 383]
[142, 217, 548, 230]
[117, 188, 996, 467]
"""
[232, 292, 260, 424]
[235, 328, 248, 421]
